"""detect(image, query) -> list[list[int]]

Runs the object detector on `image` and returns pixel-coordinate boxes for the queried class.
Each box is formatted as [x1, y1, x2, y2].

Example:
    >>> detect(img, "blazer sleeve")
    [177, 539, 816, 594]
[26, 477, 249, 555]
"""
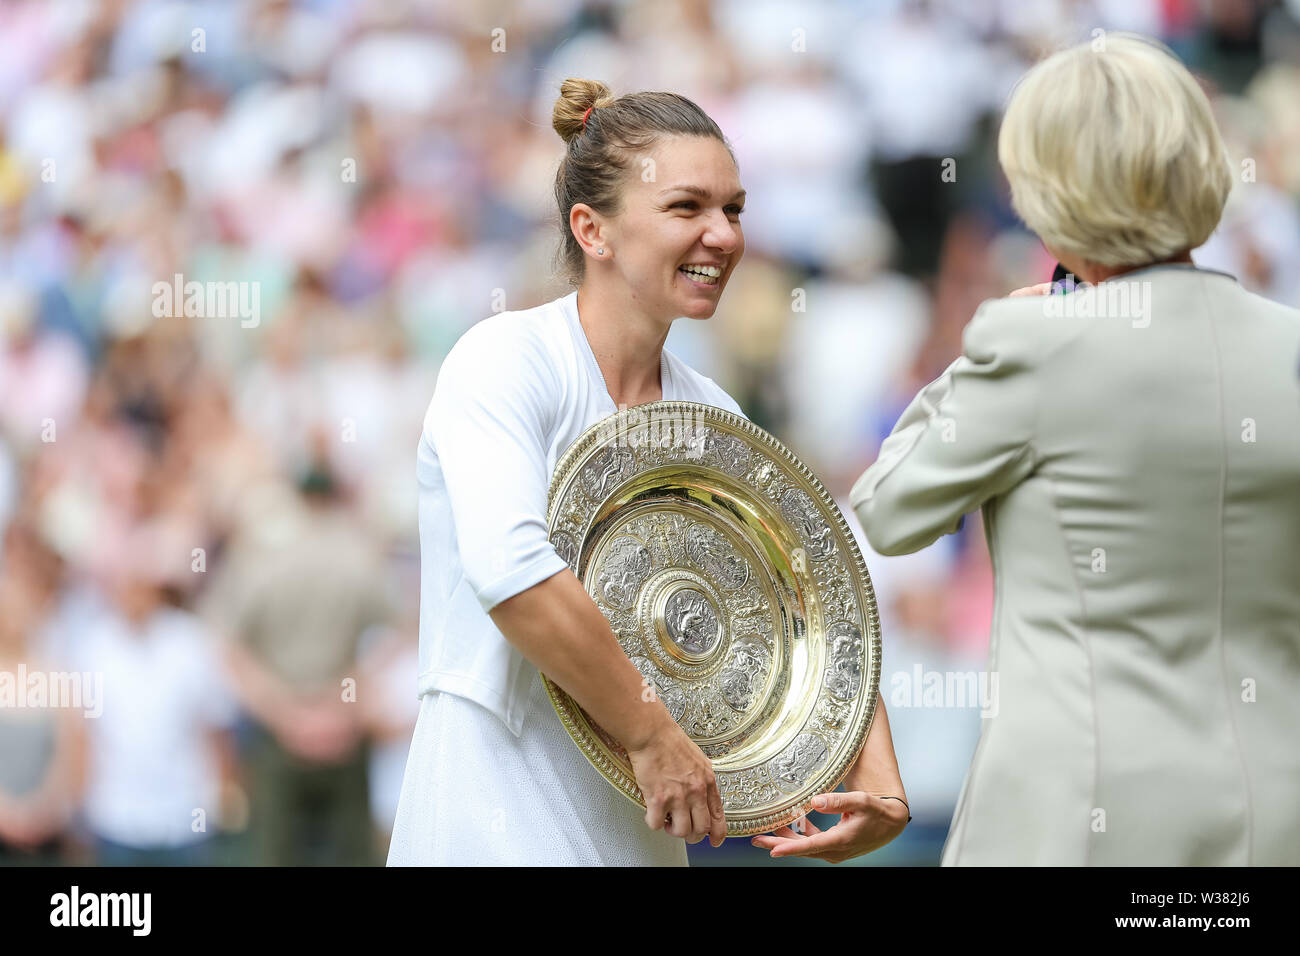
[850, 300, 1041, 556]
[424, 325, 569, 613]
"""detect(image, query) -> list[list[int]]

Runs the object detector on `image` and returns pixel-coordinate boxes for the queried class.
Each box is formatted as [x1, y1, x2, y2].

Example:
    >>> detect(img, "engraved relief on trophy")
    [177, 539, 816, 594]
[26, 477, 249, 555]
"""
[685, 686, 736, 738]
[551, 529, 578, 569]
[704, 429, 752, 477]
[662, 587, 721, 656]
[767, 733, 830, 794]
[630, 656, 687, 722]
[824, 621, 865, 700]
[684, 523, 749, 590]
[718, 636, 771, 712]
[580, 445, 635, 499]
[596, 535, 652, 610]
[780, 487, 836, 560]
[716, 769, 780, 810]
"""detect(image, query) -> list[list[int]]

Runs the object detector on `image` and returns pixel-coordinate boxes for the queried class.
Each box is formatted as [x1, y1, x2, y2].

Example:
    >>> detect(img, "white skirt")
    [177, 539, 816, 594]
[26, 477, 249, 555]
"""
[386, 667, 688, 866]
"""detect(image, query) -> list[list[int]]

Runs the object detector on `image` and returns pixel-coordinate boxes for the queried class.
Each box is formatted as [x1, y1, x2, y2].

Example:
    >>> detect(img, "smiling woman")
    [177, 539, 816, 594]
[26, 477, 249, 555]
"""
[550, 78, 748, 342]
[386, 74, 911, 867]
[387, 80, 752, 866]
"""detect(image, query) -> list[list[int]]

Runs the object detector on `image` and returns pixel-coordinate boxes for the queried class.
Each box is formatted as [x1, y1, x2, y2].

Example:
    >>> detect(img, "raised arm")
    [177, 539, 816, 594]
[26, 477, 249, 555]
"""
[851, 300, 1043, 556]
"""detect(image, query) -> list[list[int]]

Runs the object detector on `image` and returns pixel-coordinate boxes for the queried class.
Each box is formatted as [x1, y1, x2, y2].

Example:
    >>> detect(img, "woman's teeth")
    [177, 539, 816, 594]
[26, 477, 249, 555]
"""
[679, 265, 721, 285]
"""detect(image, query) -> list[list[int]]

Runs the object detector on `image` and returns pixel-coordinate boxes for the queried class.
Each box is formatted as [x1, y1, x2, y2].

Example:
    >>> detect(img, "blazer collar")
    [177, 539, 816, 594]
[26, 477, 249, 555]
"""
[1106, 262, 1239, 284]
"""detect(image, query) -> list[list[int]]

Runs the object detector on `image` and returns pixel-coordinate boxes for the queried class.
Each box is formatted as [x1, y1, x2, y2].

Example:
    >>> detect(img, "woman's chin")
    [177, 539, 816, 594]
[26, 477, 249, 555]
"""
[677, 293, 722, 319]
[671, 271, 726, 317]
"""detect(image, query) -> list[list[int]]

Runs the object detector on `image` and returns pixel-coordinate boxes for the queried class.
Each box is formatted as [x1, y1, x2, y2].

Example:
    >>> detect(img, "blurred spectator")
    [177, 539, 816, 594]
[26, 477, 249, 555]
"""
[0, 281, 88, 452]
[846, 2, 1001, 278]
[0, 522, 80, 865]
[211, 461, 395, 866]
[64, 524, 238, 866]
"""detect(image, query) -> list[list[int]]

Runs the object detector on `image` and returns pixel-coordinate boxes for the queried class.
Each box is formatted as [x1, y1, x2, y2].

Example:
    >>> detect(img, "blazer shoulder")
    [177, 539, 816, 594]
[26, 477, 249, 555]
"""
[1225, 280, 1300, 325]
[961, 293, 1094, 368]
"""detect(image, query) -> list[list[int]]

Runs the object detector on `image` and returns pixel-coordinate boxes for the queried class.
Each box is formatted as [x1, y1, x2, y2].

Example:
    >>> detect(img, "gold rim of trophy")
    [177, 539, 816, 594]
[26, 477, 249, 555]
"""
[542, 401, 882, 839]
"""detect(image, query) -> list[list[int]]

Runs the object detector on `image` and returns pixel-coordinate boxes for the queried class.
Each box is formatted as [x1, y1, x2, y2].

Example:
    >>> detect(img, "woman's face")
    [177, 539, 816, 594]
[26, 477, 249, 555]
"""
[603, 135, 745, 321]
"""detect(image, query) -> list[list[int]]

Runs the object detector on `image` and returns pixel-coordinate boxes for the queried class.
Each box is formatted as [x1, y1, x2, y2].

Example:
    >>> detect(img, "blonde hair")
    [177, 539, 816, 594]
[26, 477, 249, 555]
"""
[550, 78, 733, 287]
[997, 33, 1232, 267]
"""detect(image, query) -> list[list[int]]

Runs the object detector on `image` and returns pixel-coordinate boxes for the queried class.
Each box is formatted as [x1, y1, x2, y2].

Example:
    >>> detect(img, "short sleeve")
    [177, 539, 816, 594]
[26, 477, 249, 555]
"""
[424, 324, 569, 613]
[850, 301, 1041, 556]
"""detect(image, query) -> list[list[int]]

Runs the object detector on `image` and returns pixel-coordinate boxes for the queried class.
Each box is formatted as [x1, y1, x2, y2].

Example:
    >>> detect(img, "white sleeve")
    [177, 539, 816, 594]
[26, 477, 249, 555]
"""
[425, 325, 569, 613]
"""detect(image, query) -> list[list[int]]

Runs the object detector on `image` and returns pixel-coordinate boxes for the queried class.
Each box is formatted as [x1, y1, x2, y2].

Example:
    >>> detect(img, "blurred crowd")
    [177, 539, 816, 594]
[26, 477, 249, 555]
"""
[0, 0, 1296, 866]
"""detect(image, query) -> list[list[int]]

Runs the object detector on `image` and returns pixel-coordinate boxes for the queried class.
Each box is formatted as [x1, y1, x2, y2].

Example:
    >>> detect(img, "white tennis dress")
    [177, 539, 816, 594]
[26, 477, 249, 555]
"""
[387, 291, 746, 866]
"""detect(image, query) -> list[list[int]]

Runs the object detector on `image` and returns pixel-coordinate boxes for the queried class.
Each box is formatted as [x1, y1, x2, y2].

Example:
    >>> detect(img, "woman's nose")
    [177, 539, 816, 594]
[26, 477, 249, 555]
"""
[703, 213, 741, 253]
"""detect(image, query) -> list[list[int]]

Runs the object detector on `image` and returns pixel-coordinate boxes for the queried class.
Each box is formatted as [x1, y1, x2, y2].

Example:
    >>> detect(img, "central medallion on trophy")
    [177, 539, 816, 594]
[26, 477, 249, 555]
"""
[639, 568, 727, 675]
[662, 586, 720, 658]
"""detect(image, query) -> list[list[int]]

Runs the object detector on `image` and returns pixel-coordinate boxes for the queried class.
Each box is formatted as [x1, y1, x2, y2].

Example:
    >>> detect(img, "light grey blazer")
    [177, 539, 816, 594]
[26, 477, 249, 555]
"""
[850, 264, 1300, 865]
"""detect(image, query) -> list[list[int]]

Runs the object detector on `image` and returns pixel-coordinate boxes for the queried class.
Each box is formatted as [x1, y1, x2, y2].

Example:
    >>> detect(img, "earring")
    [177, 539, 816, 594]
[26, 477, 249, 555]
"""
[597, 248, 604, 255]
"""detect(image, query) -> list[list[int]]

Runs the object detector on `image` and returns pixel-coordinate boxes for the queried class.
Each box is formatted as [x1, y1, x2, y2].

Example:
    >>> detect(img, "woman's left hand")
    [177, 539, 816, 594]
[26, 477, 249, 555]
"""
[750, 792, 909, 863]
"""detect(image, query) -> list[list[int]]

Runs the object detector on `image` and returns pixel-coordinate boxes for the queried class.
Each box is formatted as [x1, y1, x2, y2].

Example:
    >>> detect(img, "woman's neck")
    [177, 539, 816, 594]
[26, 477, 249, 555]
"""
[575, 282, 671, 408]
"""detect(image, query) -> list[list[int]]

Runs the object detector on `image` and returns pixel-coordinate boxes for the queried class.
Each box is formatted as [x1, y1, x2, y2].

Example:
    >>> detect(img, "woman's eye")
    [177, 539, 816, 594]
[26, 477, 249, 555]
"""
[671, 200, 744, 218]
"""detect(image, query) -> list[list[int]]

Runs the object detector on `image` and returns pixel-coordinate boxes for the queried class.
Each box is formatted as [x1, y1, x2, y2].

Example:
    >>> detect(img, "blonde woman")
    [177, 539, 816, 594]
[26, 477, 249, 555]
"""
[388, 79, 908, 866]
[850, 34, 1300, 865]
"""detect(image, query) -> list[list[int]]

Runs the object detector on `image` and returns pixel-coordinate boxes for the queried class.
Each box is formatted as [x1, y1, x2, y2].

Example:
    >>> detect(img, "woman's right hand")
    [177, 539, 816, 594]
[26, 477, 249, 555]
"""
[488, 570, 728, 846]
[625, 716, 728, 847]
